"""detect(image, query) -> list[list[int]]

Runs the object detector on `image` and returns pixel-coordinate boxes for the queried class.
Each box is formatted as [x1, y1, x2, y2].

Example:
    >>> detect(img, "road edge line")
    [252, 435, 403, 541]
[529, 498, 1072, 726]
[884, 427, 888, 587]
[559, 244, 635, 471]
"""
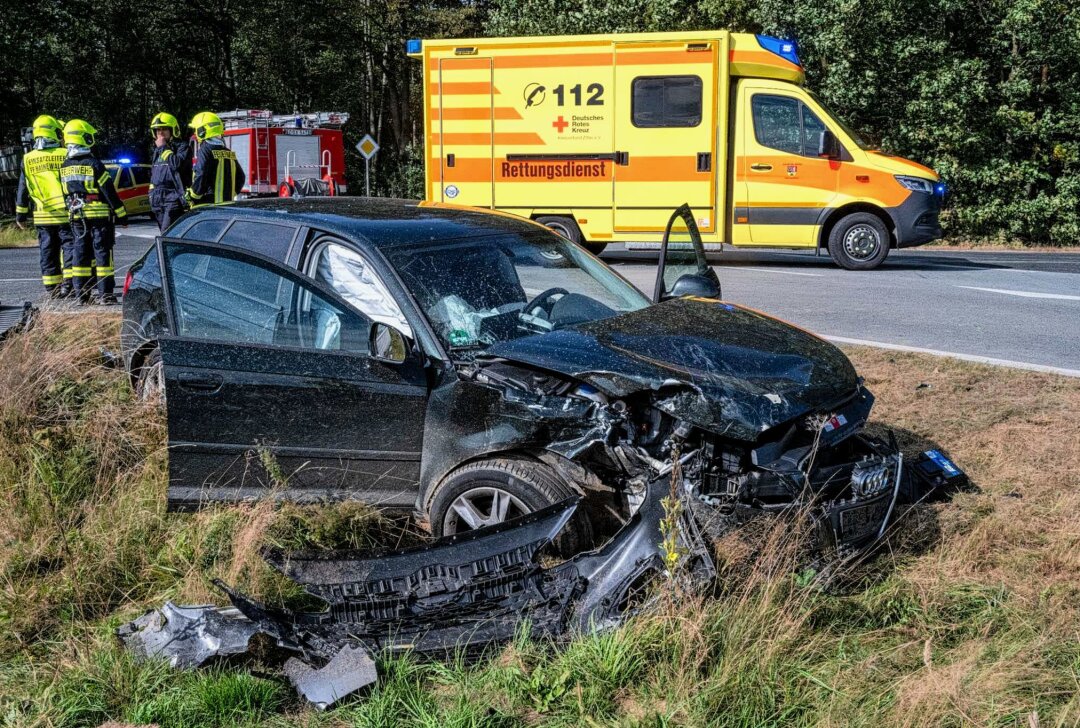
[823, 335, 1080, 379]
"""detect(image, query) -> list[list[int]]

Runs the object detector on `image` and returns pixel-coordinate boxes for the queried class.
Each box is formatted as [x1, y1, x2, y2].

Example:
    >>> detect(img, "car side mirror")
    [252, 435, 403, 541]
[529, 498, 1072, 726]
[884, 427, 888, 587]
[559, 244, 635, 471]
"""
[817, 129, 841, 160]
[370, 322, 408, 364]
[663, 272, 721, 301]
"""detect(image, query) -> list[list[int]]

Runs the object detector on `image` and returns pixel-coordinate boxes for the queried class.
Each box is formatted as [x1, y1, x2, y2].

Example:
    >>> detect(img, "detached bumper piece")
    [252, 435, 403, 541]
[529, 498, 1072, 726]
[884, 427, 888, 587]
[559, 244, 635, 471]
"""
[0, 301, 34, 342]
[118, 477, 714, 708]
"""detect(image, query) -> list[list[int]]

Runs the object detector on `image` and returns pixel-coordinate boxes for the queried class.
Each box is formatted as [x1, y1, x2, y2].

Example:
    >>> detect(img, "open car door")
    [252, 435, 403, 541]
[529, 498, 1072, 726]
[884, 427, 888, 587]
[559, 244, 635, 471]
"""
[155, 238, 428, 510]
[653, 203, 722, 303]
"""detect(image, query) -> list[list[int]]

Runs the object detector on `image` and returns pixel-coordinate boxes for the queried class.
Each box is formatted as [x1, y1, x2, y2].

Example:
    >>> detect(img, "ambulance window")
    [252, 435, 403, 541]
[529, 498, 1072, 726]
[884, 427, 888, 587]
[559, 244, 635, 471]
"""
[131, 166, 151, 185]
[632, 76, 702, 128]
[751, 95, 802, 154]
[752, 95, 830, 158]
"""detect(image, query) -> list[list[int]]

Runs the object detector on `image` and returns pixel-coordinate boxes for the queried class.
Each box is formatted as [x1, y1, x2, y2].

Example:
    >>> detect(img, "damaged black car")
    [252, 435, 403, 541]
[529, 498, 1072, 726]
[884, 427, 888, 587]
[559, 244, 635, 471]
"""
[122, 198, 959, 554]
[119, 198, 967, 705]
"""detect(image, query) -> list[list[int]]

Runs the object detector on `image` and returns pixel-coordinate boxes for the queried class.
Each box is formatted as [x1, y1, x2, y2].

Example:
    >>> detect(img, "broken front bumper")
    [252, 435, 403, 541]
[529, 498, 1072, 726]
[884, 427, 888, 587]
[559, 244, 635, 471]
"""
[120, 474, 714, 707]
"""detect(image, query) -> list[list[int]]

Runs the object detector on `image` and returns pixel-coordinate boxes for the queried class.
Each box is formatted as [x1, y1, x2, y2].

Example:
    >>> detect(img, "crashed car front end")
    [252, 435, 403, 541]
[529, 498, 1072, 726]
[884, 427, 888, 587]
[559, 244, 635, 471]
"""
[438, 297, 917, 557]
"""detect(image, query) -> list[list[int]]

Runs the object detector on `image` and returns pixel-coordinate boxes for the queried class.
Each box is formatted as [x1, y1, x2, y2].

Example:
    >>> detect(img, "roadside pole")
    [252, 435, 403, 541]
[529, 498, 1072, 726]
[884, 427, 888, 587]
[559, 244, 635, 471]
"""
[356, 134, 379, 197]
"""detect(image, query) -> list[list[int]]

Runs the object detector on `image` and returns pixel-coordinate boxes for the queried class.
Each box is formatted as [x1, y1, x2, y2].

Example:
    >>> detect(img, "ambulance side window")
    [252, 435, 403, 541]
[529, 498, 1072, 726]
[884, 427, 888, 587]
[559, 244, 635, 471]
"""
[631, 76, 703, 128]
[751, 94, 829, 158]
[131, 166, 151, 186]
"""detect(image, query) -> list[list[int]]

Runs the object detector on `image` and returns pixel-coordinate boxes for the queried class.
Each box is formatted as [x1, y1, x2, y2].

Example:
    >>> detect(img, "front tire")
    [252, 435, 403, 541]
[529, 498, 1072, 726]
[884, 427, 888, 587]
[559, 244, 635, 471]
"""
[429, 457, 592, 555]
[827, 213, 891, 270]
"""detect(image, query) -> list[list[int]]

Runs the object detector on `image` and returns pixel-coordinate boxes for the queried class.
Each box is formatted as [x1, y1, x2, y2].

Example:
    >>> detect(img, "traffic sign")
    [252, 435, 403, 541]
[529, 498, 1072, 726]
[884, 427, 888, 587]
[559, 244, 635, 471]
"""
[356, 134, 379, 159]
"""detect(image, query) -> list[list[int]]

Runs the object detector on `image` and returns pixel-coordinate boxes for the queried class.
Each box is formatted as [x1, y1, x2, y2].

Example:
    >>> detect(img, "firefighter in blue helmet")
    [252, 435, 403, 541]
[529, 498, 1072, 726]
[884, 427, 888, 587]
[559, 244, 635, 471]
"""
[186, 112, 245, 207]
[60, 119, 127, 304]
[15, 115, 76, 298]
[148, 112, 192, 231]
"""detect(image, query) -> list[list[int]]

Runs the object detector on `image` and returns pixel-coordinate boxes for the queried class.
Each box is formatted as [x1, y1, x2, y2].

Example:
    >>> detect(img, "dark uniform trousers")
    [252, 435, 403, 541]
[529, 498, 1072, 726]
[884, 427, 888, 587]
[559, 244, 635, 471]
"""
[154, 204, 185, 232]
[71, 221, 115, 299]
[37, 224, 74, 293]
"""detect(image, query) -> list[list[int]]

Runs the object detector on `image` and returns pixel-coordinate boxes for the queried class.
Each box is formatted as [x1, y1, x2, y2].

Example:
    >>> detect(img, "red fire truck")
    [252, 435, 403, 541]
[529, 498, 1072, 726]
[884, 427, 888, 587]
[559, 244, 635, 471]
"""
[217, 110, 350, 197]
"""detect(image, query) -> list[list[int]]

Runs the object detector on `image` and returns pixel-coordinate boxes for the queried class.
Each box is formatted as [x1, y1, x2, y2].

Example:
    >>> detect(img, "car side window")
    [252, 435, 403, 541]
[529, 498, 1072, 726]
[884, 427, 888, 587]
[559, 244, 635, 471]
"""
[751, 94, 830, 158]
[164, 243, 369, 353]
[181, 218, 229, 242]
[311, 241, 413, 337]
[219, 221, 297, 261]
[131, 166, 151, 185]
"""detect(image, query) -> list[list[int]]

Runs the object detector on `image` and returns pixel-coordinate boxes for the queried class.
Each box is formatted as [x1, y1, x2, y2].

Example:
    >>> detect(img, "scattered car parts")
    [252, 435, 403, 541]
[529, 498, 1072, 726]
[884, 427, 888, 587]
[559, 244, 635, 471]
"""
[120, 473, 714, 708]
[0, 300, 34, 341]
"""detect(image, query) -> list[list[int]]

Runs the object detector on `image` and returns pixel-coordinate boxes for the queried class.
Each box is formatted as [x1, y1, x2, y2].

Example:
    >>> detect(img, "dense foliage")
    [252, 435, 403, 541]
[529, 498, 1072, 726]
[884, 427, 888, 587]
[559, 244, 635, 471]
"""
[3, 0, 1077, 244]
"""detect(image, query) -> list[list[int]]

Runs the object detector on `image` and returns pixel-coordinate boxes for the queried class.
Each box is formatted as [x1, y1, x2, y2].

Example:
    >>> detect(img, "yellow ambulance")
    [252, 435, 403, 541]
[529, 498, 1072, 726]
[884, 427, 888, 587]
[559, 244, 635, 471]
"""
[408, 30, 945, 270]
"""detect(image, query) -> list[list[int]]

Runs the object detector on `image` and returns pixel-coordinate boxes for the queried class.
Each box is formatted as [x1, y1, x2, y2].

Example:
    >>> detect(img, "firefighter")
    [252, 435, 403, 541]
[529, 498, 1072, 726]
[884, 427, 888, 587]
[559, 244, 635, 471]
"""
[148, 112, 192, 231]
[59, 119, 127, 304]
[14, 115, 76, 298]
[186, 112, 245, 207]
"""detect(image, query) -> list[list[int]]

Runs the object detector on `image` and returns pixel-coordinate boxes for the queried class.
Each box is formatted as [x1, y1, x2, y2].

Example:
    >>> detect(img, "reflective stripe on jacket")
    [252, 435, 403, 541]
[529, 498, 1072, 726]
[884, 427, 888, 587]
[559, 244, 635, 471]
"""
[187, 138, 245, 207]
[60, 152, 128, 221]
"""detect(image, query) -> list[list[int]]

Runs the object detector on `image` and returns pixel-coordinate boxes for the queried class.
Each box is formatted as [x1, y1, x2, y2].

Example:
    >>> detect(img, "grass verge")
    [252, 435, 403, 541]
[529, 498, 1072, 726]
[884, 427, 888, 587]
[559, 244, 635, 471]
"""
[0, 222, 37, 248]
[0, 314, 1077, 727]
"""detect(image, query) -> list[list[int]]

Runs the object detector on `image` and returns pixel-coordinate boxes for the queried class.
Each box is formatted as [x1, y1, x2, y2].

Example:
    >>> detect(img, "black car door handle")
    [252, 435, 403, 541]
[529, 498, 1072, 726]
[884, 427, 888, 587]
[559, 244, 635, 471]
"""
[178, 371, 223, 393]
[750, 163, 773, 171]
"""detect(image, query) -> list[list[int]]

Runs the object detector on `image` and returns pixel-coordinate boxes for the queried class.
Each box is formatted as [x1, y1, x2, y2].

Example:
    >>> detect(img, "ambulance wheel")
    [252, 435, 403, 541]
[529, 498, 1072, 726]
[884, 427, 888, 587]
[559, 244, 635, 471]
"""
[827, 213, 890, 270]
[535, 216, 579, 267]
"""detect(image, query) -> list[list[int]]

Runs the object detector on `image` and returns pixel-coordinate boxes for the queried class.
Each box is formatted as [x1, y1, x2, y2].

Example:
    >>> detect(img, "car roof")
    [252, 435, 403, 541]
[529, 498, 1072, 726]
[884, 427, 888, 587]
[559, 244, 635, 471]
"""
[185, 197, 551, 249]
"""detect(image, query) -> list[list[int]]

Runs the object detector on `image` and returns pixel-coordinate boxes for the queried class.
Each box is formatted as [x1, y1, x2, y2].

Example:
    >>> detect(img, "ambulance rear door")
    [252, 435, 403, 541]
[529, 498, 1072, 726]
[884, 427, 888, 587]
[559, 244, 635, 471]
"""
[613, 41, 719, 234]
[434, 56, 494, 206]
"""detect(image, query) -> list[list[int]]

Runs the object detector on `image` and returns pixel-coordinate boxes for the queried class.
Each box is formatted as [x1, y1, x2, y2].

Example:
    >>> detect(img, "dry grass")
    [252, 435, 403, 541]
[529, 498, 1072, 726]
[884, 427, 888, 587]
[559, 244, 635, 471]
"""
[0, 222, 37, 248]
[0, 315, 1078, 726]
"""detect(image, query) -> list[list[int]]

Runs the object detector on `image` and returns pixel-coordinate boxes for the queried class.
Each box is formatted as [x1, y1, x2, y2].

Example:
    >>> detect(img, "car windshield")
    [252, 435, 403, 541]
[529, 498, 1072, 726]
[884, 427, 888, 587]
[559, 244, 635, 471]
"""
[382, 231, 651, 353]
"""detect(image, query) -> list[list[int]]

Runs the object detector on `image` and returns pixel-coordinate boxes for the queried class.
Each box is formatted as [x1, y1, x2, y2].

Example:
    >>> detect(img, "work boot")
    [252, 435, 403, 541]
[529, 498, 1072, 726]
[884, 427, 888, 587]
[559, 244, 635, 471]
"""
[100, 294, 119, 305]
[58, 283, 73, 299]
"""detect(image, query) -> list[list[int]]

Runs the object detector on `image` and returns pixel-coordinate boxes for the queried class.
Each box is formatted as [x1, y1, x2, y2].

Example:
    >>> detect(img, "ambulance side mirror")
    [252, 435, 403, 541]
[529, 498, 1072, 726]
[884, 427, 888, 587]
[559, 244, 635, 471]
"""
[817, 130, 841, 160]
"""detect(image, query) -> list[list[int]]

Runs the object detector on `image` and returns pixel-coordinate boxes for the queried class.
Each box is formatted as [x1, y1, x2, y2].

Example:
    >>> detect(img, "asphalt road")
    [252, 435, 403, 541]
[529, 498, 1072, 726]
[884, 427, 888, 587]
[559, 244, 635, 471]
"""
[1, 220, 1077, 374]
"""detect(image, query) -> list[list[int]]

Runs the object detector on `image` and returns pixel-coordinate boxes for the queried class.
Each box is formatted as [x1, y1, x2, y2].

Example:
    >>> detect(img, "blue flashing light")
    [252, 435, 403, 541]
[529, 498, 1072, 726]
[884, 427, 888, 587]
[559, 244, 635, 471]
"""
[406, 38, 422, 54]
[118, 157, 132, 164]
[934, 181, 947, 199]
[755, 34, 801, 67]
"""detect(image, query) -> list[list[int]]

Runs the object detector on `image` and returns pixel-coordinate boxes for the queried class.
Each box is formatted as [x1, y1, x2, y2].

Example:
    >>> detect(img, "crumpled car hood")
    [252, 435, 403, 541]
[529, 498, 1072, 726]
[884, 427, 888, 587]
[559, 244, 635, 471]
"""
[482, 297, 859, 440]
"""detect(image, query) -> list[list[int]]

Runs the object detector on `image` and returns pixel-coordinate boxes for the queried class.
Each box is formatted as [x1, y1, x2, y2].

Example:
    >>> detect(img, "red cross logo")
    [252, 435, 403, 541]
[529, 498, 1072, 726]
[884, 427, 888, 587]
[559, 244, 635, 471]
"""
[552, 115, 569, 133]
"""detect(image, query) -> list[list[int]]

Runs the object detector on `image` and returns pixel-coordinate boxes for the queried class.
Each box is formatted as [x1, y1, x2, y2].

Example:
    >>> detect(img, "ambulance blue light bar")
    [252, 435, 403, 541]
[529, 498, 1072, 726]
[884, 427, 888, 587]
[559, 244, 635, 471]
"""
[755, 35, 800, 67]
[118, 157, 132, 164]
[406, 38, 422, 54]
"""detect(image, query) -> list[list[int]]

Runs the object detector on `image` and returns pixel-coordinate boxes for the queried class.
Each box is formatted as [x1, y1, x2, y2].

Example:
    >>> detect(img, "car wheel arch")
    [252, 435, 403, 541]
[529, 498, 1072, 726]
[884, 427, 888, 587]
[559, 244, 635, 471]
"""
[128, 339, 161, 390]
[420, 448, 584, 515]
[819, 203, 896, 250]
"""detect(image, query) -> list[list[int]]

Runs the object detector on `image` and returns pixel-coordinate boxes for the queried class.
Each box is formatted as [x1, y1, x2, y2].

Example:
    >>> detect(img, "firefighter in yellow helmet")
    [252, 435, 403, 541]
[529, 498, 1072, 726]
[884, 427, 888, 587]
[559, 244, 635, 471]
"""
[14, 115, 76, 297]
[149, 112, 192, 231]
[186, 112, 245, 207]
[59, 119, 127, 304]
